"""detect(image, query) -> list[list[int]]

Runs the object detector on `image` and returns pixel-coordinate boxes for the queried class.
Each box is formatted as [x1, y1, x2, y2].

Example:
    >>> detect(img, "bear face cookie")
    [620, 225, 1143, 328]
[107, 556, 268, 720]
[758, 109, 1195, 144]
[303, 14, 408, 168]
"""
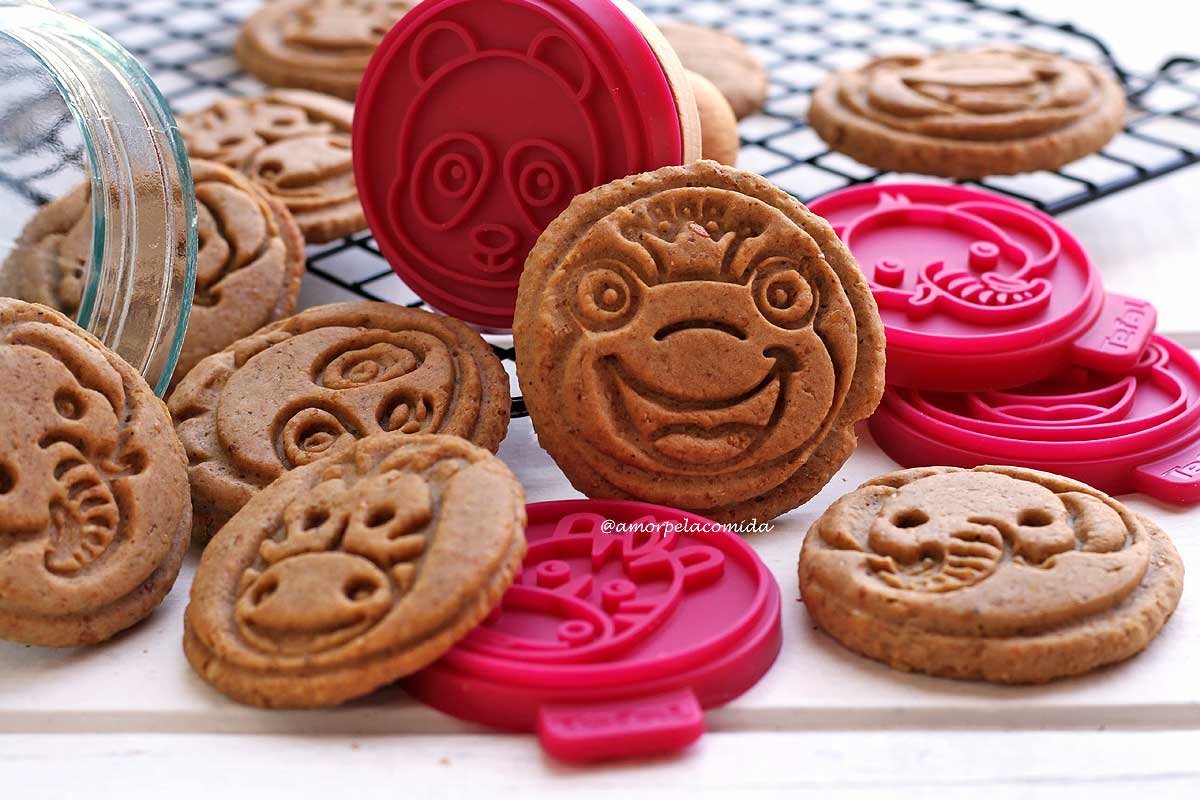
[169, 301, 511, 543]
[798, 466, 1184, 683]
[183, 433, 526, 707]
[514, 161, 885, 523]
[0, 300, 190, 647]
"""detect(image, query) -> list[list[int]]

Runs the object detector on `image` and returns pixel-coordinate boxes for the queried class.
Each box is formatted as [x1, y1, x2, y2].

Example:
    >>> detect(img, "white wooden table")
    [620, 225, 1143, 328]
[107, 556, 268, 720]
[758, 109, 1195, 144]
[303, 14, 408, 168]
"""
[5, 1, 1200, 797]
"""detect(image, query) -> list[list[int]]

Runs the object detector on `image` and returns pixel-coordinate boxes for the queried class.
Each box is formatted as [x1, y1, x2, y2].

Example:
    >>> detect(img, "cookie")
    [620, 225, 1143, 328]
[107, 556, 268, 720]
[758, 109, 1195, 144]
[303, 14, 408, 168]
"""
[0, 299, 190, 647]
[183, 432, 526, 708]
[178, 90, 364, 243]
[798, 466, 1184, 684]
[514, 160, 885, 523]
[808, 47, 1127, 178]
[660, 22, 768, 119]
[169, 301, 511, 543]
[176, 160, 306, 385]
[688, 70, 740, 167]
[235, 0, 416, 100]
[0, 183, 92, 317]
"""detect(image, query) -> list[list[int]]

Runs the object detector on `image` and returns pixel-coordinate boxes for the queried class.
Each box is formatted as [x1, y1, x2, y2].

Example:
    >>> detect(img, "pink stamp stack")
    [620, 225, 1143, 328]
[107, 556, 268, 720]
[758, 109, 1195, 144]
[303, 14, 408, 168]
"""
[809, 183, 1200, 503]
[405, 500, 782, 763]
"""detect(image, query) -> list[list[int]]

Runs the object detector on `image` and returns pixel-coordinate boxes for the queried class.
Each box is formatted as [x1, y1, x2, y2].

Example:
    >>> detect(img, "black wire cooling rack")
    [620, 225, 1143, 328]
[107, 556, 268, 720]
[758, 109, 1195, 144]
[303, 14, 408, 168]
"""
[31, 0, 1200, 417]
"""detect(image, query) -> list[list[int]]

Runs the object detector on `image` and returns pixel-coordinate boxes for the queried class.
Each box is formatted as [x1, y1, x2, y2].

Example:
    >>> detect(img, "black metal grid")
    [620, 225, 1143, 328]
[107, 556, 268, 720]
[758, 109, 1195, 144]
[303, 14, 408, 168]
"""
[35, 0, 1200, 418]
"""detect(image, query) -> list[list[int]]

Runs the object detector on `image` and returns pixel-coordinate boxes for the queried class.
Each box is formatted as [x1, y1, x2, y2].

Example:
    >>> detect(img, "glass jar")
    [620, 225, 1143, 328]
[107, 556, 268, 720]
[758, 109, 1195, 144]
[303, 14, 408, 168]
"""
[0, 0, 196, 395]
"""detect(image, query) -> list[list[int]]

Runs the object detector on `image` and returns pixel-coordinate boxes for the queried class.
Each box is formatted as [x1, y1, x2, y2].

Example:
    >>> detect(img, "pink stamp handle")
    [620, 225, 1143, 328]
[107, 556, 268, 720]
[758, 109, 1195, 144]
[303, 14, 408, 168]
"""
[538, 688, 704, 763]
[1071, 294, 1157, 372]
[1135, 441, 1200, 503]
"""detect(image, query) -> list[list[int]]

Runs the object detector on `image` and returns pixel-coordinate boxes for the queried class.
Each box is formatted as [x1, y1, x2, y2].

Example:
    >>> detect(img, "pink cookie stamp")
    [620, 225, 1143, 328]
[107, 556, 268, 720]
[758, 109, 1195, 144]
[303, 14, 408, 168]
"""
[871, 336, 1200, 503]
[808, 183, 1157, 391]
[353, 0, 692, 330]
[404, 500, 782, 762]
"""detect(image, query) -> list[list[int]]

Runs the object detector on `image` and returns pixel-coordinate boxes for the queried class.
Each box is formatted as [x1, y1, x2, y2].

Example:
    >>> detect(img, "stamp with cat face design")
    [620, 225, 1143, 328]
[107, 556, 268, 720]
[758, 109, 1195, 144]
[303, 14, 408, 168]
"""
[514, 161, 886, 523]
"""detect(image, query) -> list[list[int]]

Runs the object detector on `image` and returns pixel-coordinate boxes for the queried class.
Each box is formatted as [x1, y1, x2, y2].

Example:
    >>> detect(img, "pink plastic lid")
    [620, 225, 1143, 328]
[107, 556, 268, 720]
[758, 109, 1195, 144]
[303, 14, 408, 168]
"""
[808, 183, 1156, 391]
[871, 336, 1200, 503]
[405, 500, 782, 763]
[353, 0, 686, 330]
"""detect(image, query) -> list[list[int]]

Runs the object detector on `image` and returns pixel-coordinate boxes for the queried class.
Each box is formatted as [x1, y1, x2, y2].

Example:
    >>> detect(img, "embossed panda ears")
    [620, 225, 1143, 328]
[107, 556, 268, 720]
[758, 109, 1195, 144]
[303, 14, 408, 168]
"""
[527, 31, 594, 100]
[409, 21, 479, 84]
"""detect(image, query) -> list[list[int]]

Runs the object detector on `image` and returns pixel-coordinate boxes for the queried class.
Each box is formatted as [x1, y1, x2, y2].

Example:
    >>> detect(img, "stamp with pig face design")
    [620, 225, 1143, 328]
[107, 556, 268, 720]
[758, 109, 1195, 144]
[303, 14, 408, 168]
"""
[183, 433, 526, 708]
[0, 300, 190, 647]
[353, 0, 700, 329]
[515, 162, 886, 523]
[798, 465, 1184, 683]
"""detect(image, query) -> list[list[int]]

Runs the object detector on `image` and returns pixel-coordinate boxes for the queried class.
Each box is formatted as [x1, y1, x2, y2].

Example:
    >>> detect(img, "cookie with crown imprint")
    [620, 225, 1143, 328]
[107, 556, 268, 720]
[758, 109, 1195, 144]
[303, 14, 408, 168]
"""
[0, 299, 190, 647]
[798, 465, 1184, 683]
[660, 22, 768, 120]
[514, 160, 885, 523]
[184, 432, 526, 708]
[809, 46, 1126, 178]
[236, 0, 417, 100]
[178, 90, 363, 243]
[169, 301, 511, 544]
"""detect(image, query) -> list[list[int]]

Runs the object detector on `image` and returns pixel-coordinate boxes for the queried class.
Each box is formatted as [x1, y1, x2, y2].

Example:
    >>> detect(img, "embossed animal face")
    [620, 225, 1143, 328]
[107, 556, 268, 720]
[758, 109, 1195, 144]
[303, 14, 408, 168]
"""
[551, 189, 854, 477]
[284, 0, 410, 53]
[387, 23, 599, 281]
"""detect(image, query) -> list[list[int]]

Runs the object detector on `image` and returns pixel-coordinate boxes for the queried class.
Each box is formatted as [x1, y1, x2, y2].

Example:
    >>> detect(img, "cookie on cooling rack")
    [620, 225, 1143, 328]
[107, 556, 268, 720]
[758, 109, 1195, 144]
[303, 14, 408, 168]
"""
[688, 70, 740, 166]
[0, 299, 190, 647]
[798, 466, 1184, 683]
[178, 90, 363, 243]
[184, 432, 526, 708]
[169, 301, 511, 543]
[514, 160, 885, 523]
[660, 21, 768, 119]
[235, 0, 417, 101]
[808, 46, 1127, 178]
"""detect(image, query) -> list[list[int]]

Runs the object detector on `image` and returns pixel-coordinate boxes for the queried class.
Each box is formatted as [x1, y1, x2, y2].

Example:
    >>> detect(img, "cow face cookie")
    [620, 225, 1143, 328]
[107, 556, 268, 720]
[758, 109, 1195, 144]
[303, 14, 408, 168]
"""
[514, 161, 885, 522]
[660, 22, 768, 120]
[169, 301, 510, 543]
[236, 0, 416, 100]
[809, 47, 1127, 178]
[798, 466, 1184, 683]
[183, 433, 526, 707]
[178, 90, 363, 243]
[0, 300, 190, 647]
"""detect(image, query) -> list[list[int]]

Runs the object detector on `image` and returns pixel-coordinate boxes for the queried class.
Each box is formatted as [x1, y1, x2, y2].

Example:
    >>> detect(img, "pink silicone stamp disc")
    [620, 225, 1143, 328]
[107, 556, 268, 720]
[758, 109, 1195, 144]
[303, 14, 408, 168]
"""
[871, 336, 1200, 503]
[807, 183, 1156, 391]
[353, 0, 688, 330]
[404, 500, 782, 763]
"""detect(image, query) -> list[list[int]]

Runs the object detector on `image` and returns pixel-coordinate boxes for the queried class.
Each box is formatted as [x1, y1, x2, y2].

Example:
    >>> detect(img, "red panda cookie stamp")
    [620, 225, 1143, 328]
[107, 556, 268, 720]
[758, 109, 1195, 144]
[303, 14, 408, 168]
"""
[0, 300, 190, 647]
[514, 161, 886, 523]
[184, 433, 526, 708]
[798, 466, 1184, 683]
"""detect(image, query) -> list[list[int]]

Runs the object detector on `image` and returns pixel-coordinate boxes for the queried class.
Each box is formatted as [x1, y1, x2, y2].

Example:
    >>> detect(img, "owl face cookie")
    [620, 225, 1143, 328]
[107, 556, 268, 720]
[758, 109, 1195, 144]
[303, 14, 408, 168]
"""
[0, 300, 190, 647]
[798, 466, 1184, 683]
[183, 433, 526, 708]
[169, 301, 511, 542]
[808, 46, 1126, 178]
[514, 161, 885, 522]
[178, 90, 363, 243]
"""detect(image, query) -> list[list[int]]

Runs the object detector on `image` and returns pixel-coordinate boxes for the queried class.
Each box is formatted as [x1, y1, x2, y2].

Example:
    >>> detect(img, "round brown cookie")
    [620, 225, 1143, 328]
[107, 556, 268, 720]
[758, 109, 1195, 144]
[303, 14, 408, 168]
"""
[514, 160, 885, 523]
[183, 432, 526, 708]
[174, 160, 306, 387]
[688, 70, 740, 166]
[808, 46, 1127, 178]
[169, 301, 511, 543]
[235, 0, 416, 101]
[0, 299, 190, 647]
[0, 183, 92, 317]
[798, 466, 1184, 684]
[177, 90, 363, 243]
[659, 22, 768, 119]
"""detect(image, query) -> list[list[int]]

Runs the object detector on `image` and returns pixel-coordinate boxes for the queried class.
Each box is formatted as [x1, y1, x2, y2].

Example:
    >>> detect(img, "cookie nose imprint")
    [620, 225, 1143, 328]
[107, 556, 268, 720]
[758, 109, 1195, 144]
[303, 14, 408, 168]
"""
[470, 223, 520, 272]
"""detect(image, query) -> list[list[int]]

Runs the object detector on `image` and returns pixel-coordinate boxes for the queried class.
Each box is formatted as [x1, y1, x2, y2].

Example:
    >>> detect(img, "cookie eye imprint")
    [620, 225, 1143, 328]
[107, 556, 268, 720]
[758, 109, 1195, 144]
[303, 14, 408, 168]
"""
[320, 342, 420, 389]
[751, 262, 816, 329]
[411, 133, 492, 231]
[280, 408, 355, 468]
[574, 264, 640, 331]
